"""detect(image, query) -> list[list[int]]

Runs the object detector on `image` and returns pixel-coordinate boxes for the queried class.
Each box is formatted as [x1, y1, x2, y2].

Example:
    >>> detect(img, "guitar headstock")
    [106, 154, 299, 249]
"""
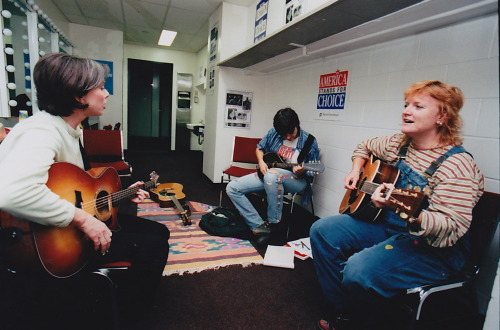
[304, 162, 325, 175]
[150, 171, 159, 187]
[387, 187, 428, 220]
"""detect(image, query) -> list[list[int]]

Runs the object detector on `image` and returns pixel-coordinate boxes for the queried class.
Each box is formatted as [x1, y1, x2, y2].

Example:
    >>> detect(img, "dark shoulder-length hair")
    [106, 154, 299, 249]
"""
[402, 80, 464, 146]
[273, 107, 300, 137]
[34, 53, 109, 117]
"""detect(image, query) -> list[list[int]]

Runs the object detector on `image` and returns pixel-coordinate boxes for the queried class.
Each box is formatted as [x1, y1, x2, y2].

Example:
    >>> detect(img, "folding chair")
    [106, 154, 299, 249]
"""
[82, 129, 132, 177]
[219, 136, 261, 206]
[401, 191, 499, 329]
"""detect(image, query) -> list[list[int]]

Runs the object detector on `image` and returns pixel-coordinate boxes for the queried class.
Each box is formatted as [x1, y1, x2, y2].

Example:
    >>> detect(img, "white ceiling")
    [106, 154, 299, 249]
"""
[50, 0, 255, 53]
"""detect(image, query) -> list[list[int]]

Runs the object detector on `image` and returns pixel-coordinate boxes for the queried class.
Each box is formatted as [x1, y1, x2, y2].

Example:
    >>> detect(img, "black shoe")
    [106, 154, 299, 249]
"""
[252, 222, 271, 236]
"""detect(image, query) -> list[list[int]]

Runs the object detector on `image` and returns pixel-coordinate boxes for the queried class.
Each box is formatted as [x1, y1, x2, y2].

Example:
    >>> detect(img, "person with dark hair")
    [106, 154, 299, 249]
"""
[0, 53, 169, 326]
[311, 81, 484, 329]
[226, 107, 320, 245]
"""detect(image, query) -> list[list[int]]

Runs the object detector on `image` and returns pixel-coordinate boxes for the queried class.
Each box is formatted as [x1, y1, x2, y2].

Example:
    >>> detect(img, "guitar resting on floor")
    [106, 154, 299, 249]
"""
[0, 162, 159, 278]
[150, 183, 192, 226]
[257, 152, 325, 179]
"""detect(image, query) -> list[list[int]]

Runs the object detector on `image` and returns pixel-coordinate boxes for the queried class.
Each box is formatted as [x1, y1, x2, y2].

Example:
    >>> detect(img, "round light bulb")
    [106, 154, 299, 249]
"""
[6, 65, 15, 72]
[8, 100, 17, 107]
[7, 82, 16, 90]
[3, 29, 12, 36]
[1, 10, 12, 18]
[4, 47, 14, 55]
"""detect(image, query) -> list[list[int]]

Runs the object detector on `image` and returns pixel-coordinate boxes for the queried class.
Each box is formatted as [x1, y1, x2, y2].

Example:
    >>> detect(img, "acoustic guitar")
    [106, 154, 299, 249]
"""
[257, 152, 325, 179]
[0, 162, 159, 278]
[338, 157, 428, 222]
[150, 183, 192, 226]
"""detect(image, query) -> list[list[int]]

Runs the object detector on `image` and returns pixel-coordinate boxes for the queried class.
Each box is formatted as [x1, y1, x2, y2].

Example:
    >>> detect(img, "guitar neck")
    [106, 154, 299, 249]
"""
[169, 195, 186, 213]
[359, 181, 381, 196]
[111, 180, 157, 206]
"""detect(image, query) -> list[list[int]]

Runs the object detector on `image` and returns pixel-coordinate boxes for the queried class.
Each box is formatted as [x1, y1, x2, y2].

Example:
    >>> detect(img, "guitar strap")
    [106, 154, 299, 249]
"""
[397, 142, 472, 178]
[79, 140, 91, 171]
[297, 134, 315, 163]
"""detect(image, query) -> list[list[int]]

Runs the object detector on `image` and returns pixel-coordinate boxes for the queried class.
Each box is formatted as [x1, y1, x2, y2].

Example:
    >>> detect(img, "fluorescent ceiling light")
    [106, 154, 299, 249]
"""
[158, 30, 177, 46]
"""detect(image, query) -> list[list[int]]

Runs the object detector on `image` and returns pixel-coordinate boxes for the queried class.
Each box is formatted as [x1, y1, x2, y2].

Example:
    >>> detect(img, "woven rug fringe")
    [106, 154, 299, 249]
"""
[163, 259, 263, 276]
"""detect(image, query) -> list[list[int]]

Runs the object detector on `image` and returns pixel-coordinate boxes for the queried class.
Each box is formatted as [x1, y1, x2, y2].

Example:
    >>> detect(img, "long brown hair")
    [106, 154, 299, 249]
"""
[402, 80, 464, 146]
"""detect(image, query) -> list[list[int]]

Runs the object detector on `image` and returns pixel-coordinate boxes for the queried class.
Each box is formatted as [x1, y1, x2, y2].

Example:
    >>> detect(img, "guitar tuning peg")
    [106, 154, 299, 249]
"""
[414, 186, 421, 192]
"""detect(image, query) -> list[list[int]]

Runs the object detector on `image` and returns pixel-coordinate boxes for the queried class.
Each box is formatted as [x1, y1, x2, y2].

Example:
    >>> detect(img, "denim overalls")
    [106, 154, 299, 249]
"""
[310, 145, 471, 311]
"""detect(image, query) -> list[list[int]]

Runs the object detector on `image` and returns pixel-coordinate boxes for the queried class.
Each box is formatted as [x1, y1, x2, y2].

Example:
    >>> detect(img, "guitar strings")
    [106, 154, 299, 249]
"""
[79, 180, 156, 213]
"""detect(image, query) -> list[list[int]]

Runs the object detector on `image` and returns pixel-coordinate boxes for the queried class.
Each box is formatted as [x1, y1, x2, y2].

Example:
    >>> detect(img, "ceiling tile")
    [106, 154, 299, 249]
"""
[52, 0, 81, 16]
[164, 7, 206, 34]
[123, 0, 168, 30]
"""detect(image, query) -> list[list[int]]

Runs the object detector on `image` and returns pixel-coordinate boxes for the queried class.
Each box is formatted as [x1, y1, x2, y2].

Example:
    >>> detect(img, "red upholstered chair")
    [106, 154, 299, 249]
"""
[82, 129, 132, 177]
[219, 136, 261, 206]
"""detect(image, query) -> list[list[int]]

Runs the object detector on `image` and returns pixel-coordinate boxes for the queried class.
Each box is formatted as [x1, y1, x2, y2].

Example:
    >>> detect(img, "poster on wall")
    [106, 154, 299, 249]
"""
[254, 0, 269, 43]
[316, 70, 349, 121]
[225, 90, 253, 128]
[209, 24, 219, 63]
[95, 59, 113, 95]
[285, 0, 304, 24]
[208, 65, 216, 95]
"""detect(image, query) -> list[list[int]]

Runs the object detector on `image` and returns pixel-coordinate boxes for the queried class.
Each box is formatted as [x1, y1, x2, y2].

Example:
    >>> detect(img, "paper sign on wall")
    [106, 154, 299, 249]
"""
[254, 0, 269, 43]
[95, 59, 113, 95]
[316, 70, 349, 121]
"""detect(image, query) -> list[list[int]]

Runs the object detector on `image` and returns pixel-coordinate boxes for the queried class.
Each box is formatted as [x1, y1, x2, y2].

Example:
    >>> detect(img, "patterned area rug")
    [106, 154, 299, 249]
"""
[137, 200, 263, 276]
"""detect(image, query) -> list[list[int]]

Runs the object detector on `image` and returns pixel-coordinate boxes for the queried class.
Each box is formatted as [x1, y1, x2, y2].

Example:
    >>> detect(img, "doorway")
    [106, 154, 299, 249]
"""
[127, 59, 173, 151]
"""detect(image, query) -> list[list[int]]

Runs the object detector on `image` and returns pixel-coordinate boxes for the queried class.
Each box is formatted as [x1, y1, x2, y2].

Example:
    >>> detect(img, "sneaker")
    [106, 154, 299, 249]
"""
[252, 222, 271, 236]
[317, 313, 351, 330]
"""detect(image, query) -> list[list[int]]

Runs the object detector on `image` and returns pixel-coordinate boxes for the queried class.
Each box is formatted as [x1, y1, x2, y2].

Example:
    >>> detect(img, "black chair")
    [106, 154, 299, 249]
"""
[400, 191, 499, 329]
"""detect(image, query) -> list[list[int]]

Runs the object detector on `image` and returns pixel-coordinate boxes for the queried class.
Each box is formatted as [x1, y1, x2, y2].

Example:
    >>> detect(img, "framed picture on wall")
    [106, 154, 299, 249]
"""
[225, 90, 253, 128]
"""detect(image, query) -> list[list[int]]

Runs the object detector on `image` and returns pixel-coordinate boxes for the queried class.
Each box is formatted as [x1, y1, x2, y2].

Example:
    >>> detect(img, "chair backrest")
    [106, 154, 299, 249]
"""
[231, 136, 261, 164]
[468, 191, 499, 268]
[82, 129, 124, 160]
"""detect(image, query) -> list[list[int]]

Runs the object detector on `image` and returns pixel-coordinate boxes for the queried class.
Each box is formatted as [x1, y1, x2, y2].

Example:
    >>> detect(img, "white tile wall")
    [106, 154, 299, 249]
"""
[253, 14, 499, 219]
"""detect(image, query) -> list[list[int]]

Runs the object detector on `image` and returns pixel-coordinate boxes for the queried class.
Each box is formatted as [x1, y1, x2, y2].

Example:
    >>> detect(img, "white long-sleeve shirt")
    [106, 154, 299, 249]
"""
[0, 111, 84, 227]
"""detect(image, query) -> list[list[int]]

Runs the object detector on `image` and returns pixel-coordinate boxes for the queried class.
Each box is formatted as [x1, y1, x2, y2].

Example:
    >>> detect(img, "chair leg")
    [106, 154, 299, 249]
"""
[219, 175, 225, 207]
[92, 269, 120, 330]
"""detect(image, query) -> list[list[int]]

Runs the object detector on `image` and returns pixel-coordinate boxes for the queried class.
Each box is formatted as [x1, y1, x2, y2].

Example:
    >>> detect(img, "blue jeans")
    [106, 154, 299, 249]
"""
[310, 214, 468, 311]
[226, 169, 307, 230]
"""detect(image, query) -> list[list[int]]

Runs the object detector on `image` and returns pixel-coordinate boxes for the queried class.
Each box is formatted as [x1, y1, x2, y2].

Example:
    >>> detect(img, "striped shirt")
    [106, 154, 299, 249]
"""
[352, 134, 484, 248]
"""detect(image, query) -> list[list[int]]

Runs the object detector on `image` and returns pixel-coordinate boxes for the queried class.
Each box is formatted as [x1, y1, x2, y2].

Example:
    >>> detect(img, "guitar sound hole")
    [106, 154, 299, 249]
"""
[95, 190, 110, 216]
[159, 189, 174, 197]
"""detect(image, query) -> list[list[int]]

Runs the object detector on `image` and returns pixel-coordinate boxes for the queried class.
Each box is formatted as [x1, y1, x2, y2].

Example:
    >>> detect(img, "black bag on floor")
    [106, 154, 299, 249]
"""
[199, 207, 253, 240]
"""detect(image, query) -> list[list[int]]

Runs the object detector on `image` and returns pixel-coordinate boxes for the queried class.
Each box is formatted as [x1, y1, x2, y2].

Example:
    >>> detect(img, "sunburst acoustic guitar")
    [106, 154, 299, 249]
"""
[0, 162, 159, 278]
[339, 156, 428, 222]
